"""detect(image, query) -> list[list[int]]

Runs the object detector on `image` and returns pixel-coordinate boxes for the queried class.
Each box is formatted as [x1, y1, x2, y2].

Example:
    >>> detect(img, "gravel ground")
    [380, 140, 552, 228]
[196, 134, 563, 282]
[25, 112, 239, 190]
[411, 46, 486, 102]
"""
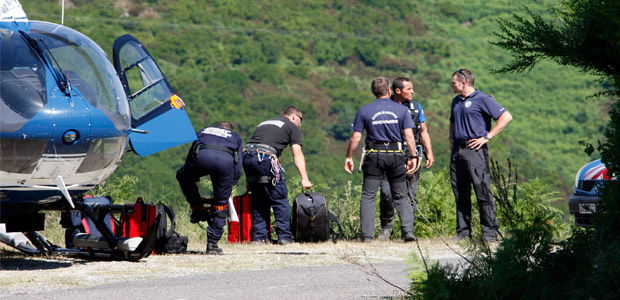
[0, 238, 468, 298]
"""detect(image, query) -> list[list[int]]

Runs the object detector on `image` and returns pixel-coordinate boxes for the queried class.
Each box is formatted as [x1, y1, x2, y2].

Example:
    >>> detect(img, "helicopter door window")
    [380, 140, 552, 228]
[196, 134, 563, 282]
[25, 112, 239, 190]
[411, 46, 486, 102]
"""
[117, 42, 170, 120]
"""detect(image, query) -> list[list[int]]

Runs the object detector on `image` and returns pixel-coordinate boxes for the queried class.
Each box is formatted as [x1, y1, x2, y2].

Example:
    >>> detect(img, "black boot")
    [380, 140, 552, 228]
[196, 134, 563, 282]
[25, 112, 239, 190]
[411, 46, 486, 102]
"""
[206, 243, 223, 255]
[403, 232, 418, 242]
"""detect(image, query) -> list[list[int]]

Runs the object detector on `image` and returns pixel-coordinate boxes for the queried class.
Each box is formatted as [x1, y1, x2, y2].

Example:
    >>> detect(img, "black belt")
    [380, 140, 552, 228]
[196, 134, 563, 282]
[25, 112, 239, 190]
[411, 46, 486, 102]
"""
[454, 140, 470, 147]
[198, 144, 238, 163]
[246, 175, 272, 184]
[244, 143, 277, 155]
[366, 141, 403, 151]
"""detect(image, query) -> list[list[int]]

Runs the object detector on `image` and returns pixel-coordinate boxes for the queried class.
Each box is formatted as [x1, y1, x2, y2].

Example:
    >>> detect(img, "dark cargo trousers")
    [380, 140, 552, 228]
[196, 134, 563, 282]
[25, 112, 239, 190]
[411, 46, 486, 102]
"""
[242, 151, 292, 241]
[379, 166, 421, 231]
[450, 143, 498, 240]
[360, 152, 414, 240]
[176, 149, 234, 244]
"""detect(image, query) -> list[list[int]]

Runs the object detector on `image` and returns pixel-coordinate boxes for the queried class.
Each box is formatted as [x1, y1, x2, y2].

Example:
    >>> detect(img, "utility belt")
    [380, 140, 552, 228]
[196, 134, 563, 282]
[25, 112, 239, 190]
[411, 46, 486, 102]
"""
[244, 143, 283, 186]
[244, 143, 277, 155]
[197, 144, 239, 163]
[364, 141, 405, 154]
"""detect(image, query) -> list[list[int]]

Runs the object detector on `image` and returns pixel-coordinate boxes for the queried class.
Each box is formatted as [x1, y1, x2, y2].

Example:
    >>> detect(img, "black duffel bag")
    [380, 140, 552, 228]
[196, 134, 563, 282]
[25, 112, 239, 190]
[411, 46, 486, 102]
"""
[292, 192, 342, 243]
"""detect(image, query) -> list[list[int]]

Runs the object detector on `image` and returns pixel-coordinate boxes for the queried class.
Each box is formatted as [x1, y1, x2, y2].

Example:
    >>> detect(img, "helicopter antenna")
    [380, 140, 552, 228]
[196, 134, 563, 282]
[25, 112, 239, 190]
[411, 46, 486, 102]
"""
[61, 0, 64, 25]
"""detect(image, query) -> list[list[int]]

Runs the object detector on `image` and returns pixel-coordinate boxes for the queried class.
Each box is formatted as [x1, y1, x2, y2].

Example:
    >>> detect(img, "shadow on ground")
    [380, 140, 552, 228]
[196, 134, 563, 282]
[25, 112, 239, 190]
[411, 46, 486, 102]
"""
[0, 249, 85, 271]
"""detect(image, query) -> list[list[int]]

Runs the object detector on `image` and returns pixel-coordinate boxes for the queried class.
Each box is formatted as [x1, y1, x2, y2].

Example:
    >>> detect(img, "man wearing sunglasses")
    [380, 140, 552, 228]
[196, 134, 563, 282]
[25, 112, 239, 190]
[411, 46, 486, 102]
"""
[449, 69, 512, 242]
[243, 105, 312, 245]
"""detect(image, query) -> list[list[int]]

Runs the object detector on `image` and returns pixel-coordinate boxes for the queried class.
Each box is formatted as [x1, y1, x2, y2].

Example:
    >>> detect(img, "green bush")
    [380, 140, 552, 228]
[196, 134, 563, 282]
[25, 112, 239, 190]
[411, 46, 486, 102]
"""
[284, 47, 306, 65]
[246, 63, 284, 85]
[89, 175, 139, 204]
[210, 69, 251, 91]
[311, 39, 346, 65]
[410, 161, 581, 299]
[415, 168, 456, 238]
[354, 39, 382, 67]
[285, 65, 309, 79]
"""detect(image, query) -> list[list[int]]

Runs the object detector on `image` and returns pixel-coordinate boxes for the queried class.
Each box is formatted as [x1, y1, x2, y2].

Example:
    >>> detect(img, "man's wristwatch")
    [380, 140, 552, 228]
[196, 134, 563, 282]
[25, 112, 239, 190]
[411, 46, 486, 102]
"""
[483, 135, 492, 140]
[408, 155, 418, 159]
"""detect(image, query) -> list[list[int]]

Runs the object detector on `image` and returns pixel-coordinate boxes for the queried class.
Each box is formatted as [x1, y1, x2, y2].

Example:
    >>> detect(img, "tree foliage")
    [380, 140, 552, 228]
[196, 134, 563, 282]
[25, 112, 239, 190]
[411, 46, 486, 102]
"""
[492, 1, 620, 94]
[412, 0, 620, 298]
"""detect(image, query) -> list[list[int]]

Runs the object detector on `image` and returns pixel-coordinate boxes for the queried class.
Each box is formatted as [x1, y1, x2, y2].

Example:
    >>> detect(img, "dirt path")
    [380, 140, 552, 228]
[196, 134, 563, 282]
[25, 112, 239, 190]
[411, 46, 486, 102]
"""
[0, 238, 467, 298]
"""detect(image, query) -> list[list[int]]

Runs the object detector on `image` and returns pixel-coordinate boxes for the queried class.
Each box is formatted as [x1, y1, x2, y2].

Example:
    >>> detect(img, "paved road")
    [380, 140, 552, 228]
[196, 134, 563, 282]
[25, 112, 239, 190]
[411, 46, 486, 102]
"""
[4, 256, 464, 300]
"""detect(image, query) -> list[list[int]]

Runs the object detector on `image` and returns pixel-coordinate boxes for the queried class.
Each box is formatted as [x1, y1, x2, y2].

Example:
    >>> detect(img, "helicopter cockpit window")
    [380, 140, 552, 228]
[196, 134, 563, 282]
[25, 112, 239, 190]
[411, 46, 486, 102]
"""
[28, 22, 131, 132]
[117, 41, 170, 120]
[0, 29, 47, 132]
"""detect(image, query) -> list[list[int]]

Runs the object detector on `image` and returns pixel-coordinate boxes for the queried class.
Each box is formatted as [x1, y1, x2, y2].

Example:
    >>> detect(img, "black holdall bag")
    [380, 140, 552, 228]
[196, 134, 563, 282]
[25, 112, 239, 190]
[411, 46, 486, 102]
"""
[292, 191, 332, 243]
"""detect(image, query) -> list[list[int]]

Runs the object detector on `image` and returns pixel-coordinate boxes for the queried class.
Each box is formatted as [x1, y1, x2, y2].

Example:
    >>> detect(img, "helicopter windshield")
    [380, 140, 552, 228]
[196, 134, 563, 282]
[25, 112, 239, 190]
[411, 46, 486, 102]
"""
[28, 21, 130, 131]
[0, 28, 47, 132]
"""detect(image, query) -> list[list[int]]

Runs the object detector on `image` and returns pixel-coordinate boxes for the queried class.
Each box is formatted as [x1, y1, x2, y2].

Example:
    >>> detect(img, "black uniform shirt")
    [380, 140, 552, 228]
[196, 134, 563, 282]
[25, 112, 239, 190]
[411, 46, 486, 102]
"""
[247, 116, 302, 157]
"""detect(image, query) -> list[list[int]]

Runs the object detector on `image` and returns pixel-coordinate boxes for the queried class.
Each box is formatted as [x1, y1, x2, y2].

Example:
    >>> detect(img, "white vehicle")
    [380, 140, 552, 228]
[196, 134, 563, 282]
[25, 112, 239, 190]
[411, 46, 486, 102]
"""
[568, 159, 613, 226]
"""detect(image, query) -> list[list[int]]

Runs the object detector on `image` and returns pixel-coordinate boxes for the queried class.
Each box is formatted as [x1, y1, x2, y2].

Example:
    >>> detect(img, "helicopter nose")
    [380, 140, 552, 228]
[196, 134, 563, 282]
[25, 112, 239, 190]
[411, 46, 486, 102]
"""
[62, 130, 79, 144]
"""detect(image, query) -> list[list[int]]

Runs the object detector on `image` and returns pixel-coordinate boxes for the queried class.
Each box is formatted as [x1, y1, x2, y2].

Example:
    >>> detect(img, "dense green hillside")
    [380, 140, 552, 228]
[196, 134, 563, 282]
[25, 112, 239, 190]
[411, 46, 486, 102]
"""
[23, 0, 612, 205]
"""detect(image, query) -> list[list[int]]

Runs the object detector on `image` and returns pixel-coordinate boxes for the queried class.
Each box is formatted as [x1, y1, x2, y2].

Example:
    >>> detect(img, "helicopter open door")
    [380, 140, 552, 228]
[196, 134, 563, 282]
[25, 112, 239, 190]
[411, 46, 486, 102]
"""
[112, 34, 196, 157]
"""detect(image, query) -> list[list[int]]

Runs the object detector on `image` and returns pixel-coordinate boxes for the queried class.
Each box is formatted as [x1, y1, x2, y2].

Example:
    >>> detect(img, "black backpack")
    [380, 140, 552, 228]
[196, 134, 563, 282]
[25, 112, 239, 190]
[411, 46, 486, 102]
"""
[409, 101, 422, 143]
[153, 204, 188, 254]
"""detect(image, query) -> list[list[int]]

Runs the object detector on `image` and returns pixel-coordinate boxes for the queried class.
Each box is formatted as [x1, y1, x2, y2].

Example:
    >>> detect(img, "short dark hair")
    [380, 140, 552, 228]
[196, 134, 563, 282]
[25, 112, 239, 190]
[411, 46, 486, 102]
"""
[392, 77, 411, 93]
[371, 77, 390, 97]
[281, 105, 301, 117]
[217, 121, 233, 130]
[453, 69, 475, 86]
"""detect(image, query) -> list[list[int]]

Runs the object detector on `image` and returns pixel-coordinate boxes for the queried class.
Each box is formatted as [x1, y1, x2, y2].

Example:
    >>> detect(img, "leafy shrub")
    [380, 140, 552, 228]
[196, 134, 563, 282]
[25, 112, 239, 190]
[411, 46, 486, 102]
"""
[230, 42, 266, 65]
[210, 69, 251, 91]
[329, 106, 357, 141]
[490, 160, 568, 238]
[311, 39, 346, 65]
[410, 161, 580, 299]
[415, 169, 456, 238]
[89, 175, 139, 204]
[286, 65, 309, 79]
[255, 33, 282, 64]
[377, 55, 419, 73]
[245, 63, 284, 85]
[354, 40, 381, 67]
[284, 47, 306, 65]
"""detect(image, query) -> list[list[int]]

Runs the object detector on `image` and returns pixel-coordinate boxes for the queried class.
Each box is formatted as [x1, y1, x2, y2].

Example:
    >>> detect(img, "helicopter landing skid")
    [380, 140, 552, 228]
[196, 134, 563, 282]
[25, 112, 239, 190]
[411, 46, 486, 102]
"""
[0, 202, 160, 261]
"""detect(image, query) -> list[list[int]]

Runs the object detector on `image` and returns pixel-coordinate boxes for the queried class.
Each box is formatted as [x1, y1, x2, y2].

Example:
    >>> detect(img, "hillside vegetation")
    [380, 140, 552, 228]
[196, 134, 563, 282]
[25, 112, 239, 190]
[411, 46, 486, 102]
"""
[23, 0, 612, 206]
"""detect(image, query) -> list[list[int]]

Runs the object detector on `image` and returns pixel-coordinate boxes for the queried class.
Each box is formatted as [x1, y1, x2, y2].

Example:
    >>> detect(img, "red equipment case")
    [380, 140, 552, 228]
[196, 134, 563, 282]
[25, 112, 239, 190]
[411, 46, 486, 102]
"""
[227, 192, 254, 243]
[120, 197, 158, 238]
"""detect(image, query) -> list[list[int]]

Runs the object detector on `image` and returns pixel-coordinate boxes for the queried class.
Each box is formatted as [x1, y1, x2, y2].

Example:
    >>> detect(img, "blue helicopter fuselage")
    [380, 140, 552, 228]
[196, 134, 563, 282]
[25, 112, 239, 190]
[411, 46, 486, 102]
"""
[1, 20, 196, 223]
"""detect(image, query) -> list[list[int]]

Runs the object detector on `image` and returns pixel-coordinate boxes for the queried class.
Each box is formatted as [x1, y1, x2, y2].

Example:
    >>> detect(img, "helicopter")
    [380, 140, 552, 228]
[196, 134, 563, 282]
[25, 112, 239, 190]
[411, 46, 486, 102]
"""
[0, 0, 197, 260]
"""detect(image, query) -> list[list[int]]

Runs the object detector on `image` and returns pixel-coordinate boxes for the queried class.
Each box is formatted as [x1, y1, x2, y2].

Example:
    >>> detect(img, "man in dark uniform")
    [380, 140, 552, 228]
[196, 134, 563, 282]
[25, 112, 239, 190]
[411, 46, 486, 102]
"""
[449, 69, 512, 242]
[176, 121, 243, 254]
[243, 105, 312, 245]
[344, 77, 420, 242]
[378, 77, 435, 241]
